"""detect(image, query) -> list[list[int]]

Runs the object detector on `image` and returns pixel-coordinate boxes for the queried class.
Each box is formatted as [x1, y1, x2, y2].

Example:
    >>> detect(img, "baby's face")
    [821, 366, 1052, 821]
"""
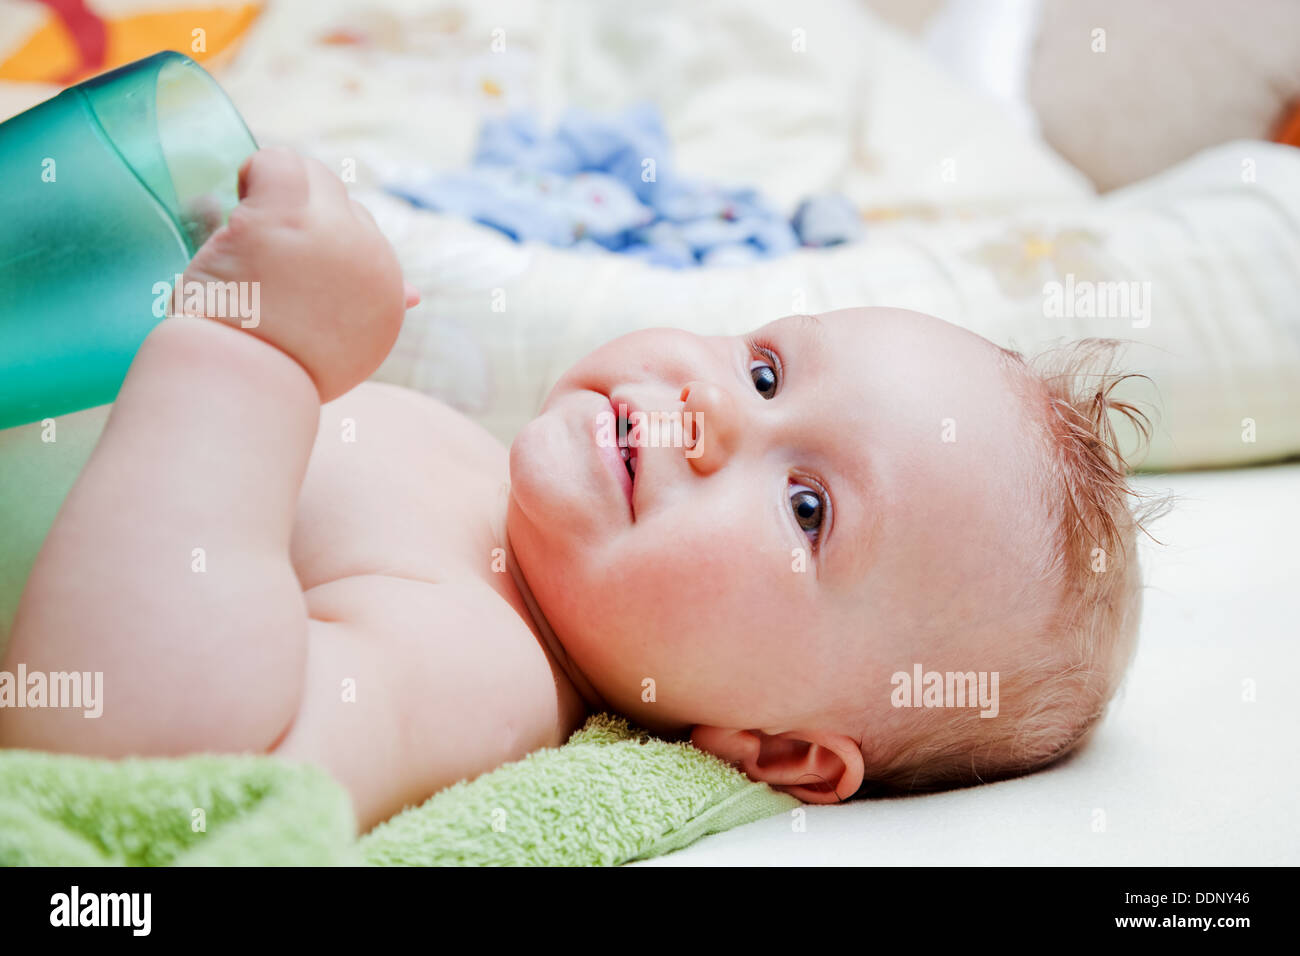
[507, 307, 1053, 747]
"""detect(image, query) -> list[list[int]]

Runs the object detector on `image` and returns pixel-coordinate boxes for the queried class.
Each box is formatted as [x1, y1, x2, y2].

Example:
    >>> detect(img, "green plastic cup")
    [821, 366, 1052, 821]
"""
[0, 50, 257, 430]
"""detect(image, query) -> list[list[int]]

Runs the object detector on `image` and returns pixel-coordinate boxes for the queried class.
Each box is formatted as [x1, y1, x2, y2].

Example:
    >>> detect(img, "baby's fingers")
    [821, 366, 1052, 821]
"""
[236, 147, 309, 209]
[237, 147, 354, 222]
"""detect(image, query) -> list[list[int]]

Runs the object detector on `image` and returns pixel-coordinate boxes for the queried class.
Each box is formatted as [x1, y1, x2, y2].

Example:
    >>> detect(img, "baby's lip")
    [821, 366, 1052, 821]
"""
[595, 391, 635, 520]
[610, 391, 642, 507]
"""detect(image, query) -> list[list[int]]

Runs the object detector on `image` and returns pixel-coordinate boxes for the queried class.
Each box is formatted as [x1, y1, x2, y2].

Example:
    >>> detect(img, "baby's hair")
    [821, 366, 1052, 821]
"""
[852, 337, 1173, 798]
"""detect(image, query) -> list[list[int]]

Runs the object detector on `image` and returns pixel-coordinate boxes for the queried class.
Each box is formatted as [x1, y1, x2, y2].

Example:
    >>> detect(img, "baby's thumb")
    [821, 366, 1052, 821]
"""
[236, 147, 309, 209]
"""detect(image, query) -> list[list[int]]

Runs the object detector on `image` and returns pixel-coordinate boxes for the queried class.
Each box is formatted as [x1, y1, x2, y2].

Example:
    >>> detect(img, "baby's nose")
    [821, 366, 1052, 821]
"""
[680, 381, 738, 473]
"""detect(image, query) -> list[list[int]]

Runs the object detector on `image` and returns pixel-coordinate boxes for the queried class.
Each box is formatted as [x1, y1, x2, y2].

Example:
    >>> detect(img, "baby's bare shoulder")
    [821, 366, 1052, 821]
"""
[322, 381, 502, 461]
[292, 382, 510, 591]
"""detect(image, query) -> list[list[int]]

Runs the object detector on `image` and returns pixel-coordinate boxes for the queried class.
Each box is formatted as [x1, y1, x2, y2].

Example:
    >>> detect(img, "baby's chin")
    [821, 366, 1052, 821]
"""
[508, 391, 633, 540]
[506, 413, 564, 528]
[506, 429, 574, 553]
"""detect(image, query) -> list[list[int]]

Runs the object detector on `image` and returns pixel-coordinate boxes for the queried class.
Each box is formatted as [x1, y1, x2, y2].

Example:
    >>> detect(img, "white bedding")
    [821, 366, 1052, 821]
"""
[635, 462, 1300, 865]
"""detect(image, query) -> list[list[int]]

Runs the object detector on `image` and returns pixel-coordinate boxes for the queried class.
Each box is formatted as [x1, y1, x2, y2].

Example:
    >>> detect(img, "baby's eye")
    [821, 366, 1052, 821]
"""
[790, 482, 824, 539]
[748, 346, 779, 399]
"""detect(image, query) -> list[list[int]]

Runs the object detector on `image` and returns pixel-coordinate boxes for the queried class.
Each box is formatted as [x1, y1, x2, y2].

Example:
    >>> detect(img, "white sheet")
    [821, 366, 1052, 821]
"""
[634, 461, 1300, 865]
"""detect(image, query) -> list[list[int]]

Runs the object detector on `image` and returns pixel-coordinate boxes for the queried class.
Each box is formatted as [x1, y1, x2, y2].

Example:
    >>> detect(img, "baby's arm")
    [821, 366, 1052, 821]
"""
[0, 318, 318, 754]
[0, 148, 409, 756]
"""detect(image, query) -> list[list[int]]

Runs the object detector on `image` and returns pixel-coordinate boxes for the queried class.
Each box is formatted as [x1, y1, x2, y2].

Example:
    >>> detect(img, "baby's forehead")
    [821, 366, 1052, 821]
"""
[806, 309, 1048, 535]
[761, 308, 1011, 393]
[814, 307, 993, 350]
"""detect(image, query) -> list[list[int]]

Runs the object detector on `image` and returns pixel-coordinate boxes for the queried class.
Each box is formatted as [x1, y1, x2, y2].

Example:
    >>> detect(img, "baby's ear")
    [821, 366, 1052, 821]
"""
[689, 726, 864, 804]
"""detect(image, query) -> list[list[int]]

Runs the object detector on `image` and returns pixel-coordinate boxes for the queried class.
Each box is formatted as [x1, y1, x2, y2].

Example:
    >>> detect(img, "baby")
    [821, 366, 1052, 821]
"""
[0, 149, 1159, 832]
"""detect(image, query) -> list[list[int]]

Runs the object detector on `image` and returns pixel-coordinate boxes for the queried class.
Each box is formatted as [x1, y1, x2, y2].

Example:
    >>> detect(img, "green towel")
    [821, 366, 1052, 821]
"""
[361, 713, 801, 865]
[0, 751, 358, 866]
[0, 713, 799, 866]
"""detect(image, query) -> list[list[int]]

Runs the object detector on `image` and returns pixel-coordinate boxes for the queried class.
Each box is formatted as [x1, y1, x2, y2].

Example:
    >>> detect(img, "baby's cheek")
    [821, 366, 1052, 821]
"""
[626, 524, 755, 625]
[631, 531, 797, 683]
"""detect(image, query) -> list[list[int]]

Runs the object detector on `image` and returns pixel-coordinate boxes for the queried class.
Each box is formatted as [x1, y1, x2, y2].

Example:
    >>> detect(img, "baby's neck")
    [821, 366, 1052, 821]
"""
[495, 492, 607, 733]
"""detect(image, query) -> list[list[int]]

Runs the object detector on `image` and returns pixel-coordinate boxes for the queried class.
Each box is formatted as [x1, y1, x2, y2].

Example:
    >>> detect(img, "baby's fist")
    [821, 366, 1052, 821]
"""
[176, 147, 410, 402]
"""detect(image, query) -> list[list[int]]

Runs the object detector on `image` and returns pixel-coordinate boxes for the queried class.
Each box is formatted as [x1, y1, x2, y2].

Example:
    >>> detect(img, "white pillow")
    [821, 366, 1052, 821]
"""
[370, 140, 1300, 471]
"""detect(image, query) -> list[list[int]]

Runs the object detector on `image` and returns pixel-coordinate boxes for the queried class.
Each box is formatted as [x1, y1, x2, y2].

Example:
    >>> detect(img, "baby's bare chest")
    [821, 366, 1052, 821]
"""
[281, 383, 576, 749]
[268, 385, 583, 814]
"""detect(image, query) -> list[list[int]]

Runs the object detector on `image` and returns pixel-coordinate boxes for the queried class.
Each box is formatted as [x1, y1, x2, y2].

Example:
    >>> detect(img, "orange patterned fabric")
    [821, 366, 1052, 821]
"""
[0, 0, 261, 84]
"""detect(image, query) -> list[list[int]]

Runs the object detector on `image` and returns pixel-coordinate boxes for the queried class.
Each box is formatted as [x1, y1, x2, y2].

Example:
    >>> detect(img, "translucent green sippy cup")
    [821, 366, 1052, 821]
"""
[0, 50, 257, 430]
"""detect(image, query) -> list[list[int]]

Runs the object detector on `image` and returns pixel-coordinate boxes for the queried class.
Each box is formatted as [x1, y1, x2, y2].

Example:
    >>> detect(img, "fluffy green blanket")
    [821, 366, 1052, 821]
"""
[0, 713, 799, 866]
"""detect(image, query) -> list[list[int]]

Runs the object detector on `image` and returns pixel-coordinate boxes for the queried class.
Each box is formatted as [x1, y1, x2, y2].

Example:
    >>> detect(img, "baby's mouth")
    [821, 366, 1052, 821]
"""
[597, 396, 635, 520]
[618, 415, 638, 479]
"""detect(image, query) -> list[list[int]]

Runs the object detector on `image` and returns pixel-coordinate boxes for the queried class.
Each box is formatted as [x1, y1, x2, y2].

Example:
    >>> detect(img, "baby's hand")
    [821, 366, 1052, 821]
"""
[174, 146, 418, 402]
